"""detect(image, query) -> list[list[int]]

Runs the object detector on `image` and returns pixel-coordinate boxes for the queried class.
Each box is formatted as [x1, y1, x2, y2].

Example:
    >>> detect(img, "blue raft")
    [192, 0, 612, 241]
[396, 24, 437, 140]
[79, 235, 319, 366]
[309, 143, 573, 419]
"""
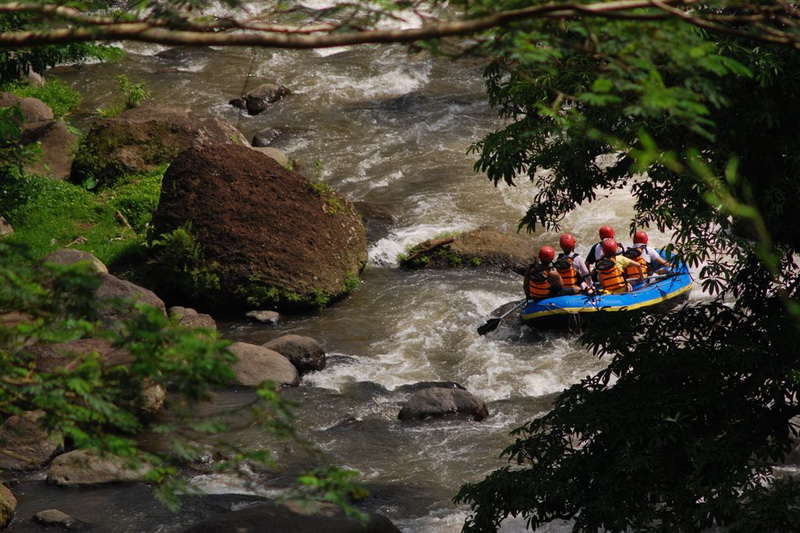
[521, 257, 693, 329]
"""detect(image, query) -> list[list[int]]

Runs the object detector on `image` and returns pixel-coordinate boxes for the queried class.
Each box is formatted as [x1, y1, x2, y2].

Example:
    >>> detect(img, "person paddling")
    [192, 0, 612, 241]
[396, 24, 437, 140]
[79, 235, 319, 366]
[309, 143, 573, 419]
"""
[525, 246, 567, 299]
[554, 233, 594, 294]
[585, 225, 626, 269]
[595, 238, 644, 293]
[623, 230, 670, 278]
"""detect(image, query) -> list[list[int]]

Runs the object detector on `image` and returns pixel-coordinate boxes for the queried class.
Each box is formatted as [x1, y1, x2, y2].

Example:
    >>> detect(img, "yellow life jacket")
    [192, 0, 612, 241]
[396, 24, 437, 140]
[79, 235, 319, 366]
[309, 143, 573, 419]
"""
[527, 264, 552, 299]
[596, 257, 627, 293]
[554, 253, 579, 288]
[623, 247, 648, 278]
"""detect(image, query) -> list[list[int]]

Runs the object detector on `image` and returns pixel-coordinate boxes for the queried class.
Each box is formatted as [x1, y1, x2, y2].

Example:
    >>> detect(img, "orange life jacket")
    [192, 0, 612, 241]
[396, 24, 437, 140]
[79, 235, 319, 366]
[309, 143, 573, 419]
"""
[623, 246, 648, 278]
[554, 253, 579, 288]
[596, 257, 628, 293]
[527, 264, 552, 299]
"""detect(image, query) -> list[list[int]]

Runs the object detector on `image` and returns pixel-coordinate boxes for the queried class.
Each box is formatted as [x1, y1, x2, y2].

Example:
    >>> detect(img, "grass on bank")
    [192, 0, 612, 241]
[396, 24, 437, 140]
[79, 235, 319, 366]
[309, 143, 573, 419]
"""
[1, 167, 165, 267]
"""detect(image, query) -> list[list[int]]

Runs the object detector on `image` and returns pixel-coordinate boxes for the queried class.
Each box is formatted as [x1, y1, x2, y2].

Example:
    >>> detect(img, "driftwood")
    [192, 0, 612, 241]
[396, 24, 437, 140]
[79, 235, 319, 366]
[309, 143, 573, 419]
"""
[401, 237, 455, 265]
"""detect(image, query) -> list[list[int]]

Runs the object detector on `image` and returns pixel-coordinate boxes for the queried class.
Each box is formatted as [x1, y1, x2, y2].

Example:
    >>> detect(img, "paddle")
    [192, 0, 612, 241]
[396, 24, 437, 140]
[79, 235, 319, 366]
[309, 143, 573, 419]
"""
[477, 299, 528, 336]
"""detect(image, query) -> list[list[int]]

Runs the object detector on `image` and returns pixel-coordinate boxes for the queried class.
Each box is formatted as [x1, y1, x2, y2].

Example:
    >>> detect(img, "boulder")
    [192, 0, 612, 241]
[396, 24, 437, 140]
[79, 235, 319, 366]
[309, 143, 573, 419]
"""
[30, 338, 166, 414]
[149, 144, 367, 312]
[0, 484, 16, 530]
[245, 310, 280, 324]
[32, 509, 86, 530]
[398, 387, 489, 422]
[169, 306, 217, 330]
[26, 119, 79, 180]
[47, 449, 151, 486]
[400, 226, 536, 274]
[229, 83, 291, 115]
[70, 105, 249, 188]
[262, 334, 325, 374]
[0, 93, 78, 180]
[0, 215, 13, 237]
[0, 411, 64, 471]
[250, 146, 292, 169]
[183, 501, 401, 533]
[42, 248, 108, 273]
[95, 272, 167, 325]
[228, 342, 299, 387]
[251, 128, 283, 147]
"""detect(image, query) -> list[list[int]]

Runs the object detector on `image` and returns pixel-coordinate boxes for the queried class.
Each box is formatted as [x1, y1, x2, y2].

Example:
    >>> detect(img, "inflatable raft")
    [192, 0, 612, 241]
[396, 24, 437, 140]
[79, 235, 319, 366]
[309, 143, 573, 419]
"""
[520, 257, 693, 329]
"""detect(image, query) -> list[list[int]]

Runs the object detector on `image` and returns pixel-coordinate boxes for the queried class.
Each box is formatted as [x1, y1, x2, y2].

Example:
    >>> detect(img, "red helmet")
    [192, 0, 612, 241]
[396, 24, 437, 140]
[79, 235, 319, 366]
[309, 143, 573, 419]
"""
[633, 230, 648, 244]
[538, 245, 556, 263]
[599, 225, 615, 239]
[601, 238, 619, 257]
[559, 233, 576, 251]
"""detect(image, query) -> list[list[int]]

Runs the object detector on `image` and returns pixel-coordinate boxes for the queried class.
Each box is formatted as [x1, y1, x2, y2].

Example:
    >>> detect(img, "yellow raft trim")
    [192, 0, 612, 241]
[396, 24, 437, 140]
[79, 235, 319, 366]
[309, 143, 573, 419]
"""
[521, 282, 693, 321]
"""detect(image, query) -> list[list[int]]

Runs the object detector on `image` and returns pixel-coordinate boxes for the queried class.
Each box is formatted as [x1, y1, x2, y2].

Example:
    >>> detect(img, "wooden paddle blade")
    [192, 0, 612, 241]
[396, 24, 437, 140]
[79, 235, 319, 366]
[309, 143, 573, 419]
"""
[477, 318, 502, 335]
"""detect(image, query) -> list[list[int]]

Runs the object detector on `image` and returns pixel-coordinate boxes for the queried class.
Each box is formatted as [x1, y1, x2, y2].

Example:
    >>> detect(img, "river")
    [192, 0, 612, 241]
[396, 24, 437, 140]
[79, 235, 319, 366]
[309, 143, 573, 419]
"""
[14, 8, 704, 532]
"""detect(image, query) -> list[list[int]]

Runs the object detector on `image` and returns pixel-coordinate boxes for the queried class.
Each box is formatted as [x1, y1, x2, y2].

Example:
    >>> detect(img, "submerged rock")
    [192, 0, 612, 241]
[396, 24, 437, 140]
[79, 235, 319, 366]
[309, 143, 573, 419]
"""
[398, 387, 489, 422]
[262, 334, 325, 375]
[183, 500, 401, 533]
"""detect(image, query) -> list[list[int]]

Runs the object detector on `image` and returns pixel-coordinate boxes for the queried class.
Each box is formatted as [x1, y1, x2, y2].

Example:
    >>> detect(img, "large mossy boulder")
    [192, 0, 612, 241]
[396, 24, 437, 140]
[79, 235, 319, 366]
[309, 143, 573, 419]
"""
[69, 105, 248, 188]
[149, 144, 367, 312]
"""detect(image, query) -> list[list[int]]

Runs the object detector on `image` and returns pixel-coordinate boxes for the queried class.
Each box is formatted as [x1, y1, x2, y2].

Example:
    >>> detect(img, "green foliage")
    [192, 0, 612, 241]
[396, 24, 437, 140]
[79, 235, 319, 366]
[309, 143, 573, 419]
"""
[1, 78, 82, 118]
[344, 273, 361, 292]
[105, 168, 165, 232]
[0, 241, 366, 511]
[306, 180, 345, 216]
[0, 9, 122, 83]
[0, 105, 38, 178]
[0, 167, 163, 263]
[456, 3, 800, 531]
[97, 75, 151, 117]
[148, 224, 221, 302]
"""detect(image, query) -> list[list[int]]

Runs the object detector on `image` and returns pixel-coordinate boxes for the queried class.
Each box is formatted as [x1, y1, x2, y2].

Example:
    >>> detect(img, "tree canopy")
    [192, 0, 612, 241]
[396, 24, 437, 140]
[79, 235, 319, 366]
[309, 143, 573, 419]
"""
[3, 0, 800, 531]
[453, 2, 800, 532]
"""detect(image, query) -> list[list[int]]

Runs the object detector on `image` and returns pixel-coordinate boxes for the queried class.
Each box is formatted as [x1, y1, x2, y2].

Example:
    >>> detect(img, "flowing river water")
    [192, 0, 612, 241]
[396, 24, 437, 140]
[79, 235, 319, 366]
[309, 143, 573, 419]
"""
[13, 12, 706, 533]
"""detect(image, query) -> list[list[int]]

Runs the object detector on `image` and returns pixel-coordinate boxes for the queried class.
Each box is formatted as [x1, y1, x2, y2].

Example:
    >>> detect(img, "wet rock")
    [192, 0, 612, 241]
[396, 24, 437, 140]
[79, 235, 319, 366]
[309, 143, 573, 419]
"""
[155, 46, 218, 62]
[169, 306, 217, 330]
[400, 225, 536, 274]
[228, 342, 299, 387]
[32, 509, 86, 530]
[42, 248, 108, 273]
[245, 310, 280, 324]
[250, 146, 292, 169]
[70, 105, 248, 188]
[262, 334, 325, 375]
[229, 83, 290, 115]
[251, 128, 283, 147]
[47, 449, 151, 486]
[0, 484, 16, 530]
[183, 500, 401, 533]
[398, 387, 489, 422]
[353, 201, 394, 245]
[0, 411, 64, 471]
[394, 381, 466, 394]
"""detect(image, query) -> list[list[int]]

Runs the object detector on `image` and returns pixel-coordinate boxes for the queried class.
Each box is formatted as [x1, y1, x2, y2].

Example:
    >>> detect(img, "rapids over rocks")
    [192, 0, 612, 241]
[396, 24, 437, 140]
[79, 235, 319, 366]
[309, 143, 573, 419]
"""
[18, 14, 705, 533]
